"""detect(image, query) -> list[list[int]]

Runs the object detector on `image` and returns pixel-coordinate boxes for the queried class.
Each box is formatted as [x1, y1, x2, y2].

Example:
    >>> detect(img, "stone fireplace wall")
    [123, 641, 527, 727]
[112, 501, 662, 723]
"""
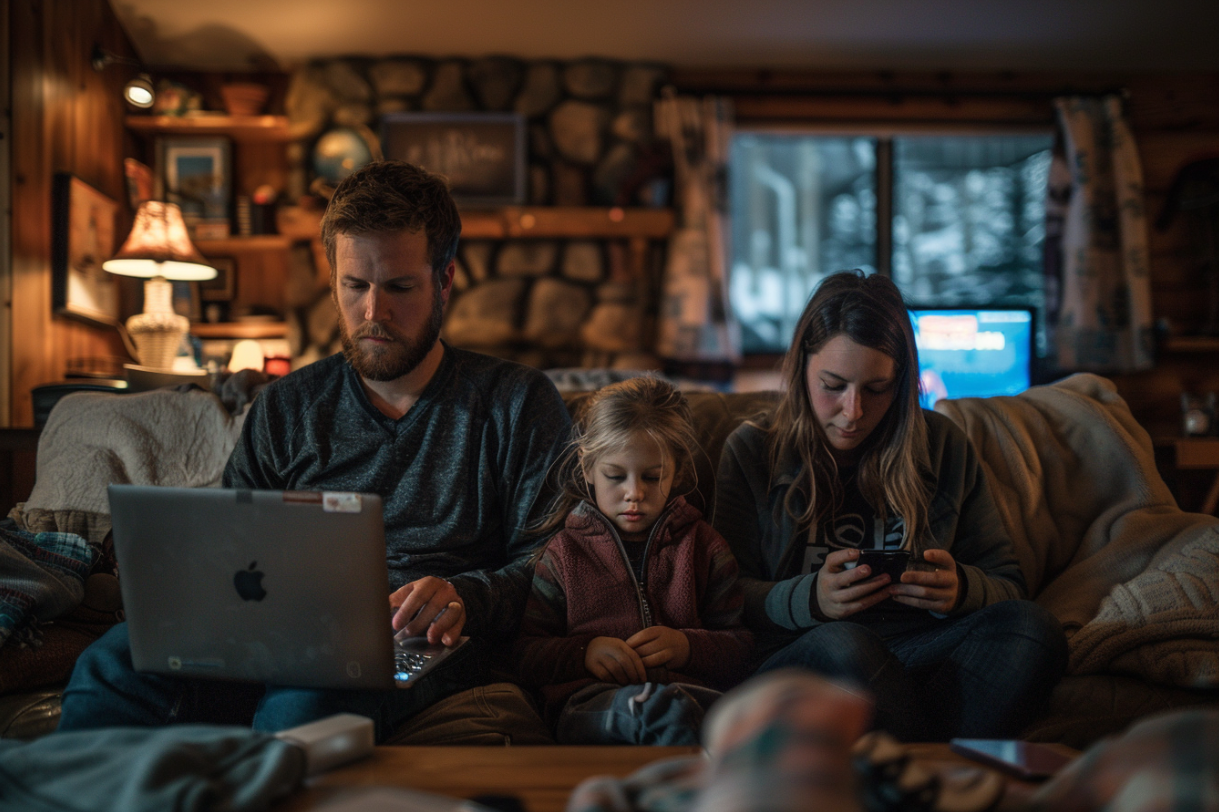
[283, 56, 674, 371]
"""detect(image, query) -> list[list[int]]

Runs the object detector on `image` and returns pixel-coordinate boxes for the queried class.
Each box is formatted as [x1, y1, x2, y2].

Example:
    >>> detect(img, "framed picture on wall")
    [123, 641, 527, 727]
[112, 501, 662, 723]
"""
[199, 256, 236, 302]
[380, 112, 526, 206]
[156, 136, 232, 237]
[51, 172, 121, 326]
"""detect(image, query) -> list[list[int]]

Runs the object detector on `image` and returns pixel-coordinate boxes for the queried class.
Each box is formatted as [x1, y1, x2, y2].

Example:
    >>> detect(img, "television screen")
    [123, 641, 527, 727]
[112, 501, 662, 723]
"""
[909, 308, 1033, 409]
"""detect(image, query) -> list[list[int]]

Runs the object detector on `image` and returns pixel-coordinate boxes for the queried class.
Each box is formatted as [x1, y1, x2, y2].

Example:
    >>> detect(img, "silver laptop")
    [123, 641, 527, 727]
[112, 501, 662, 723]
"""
[108, 484, 466, 691]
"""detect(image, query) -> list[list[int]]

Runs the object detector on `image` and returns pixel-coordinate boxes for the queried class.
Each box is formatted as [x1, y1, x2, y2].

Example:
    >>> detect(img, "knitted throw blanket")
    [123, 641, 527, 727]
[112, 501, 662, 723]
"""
[935, 373, 1219, 688]
[9, 387, 246, 545]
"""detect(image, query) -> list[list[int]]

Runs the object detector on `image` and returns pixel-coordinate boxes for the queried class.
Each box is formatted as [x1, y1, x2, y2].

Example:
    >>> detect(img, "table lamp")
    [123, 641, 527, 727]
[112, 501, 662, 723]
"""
[103, 201, 216, 370]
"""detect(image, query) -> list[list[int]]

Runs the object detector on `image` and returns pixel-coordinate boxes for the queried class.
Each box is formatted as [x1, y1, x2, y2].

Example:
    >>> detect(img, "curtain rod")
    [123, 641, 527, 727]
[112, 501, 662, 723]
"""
[671, 86, 1131, 101]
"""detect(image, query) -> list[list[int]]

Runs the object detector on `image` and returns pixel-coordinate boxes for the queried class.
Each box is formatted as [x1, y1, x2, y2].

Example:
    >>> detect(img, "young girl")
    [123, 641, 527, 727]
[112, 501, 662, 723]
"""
[514, 376, 753, 745]
[713, 270, 1068, 742]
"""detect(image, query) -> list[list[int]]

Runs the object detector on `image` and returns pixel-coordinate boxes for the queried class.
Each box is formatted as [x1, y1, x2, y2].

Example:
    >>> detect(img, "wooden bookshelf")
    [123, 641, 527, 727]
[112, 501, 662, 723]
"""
[191, 321, 289, 339]
[126, 114, 292, 141]
[276, 205, 676, 242]
[195, 234, 293, 253]
[1161, 336, 1219, 353]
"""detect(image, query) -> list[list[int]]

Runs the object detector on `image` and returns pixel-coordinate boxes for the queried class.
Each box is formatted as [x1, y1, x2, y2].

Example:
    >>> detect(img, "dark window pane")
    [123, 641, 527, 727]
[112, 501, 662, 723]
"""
[728, 134, 877, 353]
[892, 134, 1052, 320]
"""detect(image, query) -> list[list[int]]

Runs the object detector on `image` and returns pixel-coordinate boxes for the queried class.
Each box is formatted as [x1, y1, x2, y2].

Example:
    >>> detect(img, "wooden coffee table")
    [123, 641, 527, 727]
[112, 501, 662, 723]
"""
[277, 743, 1076, 812]
[278, 746, 702, 812]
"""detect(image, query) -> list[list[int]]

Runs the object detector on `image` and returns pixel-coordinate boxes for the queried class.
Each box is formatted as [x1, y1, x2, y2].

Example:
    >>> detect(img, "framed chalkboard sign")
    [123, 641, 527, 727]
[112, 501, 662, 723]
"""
[380, 112, 526, 206]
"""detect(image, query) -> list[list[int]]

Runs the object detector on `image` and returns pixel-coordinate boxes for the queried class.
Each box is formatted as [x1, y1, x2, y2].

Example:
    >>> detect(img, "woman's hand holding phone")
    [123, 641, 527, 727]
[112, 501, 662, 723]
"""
[815, 548, 896, 619]
[888, 548, 960, 613]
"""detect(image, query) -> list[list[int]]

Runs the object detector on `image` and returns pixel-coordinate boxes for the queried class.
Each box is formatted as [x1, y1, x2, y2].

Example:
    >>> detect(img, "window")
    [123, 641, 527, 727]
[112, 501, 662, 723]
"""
[729, 132, 1053, 354]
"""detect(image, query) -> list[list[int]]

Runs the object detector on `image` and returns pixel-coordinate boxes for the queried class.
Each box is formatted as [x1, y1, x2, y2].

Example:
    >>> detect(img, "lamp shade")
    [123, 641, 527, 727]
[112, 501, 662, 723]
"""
[102, 201, 216, 281]
[105, 201, 217, 370]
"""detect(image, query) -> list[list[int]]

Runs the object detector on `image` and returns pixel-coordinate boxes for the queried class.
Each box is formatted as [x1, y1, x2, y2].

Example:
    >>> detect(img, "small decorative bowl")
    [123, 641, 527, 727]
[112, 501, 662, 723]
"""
[220, 83, 269, 116]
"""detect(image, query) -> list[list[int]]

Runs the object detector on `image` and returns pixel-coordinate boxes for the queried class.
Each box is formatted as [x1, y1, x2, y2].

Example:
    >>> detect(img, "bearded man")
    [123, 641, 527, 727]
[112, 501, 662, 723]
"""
[59, 162, 572, 744]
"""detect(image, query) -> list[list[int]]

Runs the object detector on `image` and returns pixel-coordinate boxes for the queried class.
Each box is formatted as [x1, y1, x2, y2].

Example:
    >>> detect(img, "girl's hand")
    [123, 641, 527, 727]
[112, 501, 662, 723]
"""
[889, 548, 960, 614]
[626, 626, 690, 670]
[815, 548, 893, 620]
[585, 636, 647, 684]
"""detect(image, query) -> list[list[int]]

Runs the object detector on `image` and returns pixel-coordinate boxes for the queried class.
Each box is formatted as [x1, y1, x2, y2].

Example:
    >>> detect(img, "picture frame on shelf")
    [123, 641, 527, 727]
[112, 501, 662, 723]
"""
[380, 112, 526, 206]
[123, 158, 154, 210]
[51, 173, 121, 326]
[199, 256, 236, 302]
[156, 136, 231, 237]
[172, 281, 203, 323]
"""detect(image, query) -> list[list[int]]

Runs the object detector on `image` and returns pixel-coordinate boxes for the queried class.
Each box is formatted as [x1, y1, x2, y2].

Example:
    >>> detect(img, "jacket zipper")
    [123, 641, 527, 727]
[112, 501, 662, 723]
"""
[588, 501, 675, 630]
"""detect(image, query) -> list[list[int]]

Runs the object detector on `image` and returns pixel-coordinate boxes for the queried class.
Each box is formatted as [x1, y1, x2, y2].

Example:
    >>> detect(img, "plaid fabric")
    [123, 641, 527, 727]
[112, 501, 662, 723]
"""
[1028, 709, 1219, 811]
[566, 671, 1219, 812]
[0, 529, 96, 648]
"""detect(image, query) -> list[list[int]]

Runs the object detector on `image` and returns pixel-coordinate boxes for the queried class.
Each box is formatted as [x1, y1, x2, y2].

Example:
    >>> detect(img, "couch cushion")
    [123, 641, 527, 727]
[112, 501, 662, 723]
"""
[0, 690, 61, 740]
[1023, 674, 1219, 748]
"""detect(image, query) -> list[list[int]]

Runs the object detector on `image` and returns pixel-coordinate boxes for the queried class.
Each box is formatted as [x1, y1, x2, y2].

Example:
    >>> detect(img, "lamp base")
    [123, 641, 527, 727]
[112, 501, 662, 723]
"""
[127, 277, 189, 370]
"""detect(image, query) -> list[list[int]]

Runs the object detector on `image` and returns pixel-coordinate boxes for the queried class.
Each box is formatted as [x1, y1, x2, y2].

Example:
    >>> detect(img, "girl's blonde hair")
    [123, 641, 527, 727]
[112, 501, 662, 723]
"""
[534, 376, 700, 537]
[770, 270, 931, 551]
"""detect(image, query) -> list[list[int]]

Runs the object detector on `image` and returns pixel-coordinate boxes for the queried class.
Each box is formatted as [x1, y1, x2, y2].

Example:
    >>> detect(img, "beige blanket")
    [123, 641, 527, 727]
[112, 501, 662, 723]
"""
[9, 389, 246, 546]
[935, 373, 1219, 688]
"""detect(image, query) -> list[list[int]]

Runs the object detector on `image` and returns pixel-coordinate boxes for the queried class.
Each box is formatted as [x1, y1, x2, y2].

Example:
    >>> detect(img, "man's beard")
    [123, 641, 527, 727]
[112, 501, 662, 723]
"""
[339, 284, 445, 382]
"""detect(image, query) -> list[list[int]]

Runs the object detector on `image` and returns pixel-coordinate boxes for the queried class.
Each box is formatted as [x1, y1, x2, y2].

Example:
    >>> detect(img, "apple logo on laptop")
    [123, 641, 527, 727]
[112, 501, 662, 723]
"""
[234, 561, 267, 601]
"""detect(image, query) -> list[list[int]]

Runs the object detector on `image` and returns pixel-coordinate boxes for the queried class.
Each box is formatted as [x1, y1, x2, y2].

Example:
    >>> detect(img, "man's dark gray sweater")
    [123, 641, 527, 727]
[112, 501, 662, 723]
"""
[222, 345, 572, 639]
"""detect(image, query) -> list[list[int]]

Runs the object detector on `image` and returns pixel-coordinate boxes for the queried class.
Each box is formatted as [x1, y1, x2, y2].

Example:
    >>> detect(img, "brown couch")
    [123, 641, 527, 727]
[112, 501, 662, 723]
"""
[2, 376, 1216, 746]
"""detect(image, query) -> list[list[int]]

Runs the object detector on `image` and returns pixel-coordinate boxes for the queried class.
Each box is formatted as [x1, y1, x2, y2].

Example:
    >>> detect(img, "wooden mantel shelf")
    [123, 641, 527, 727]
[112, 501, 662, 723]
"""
[126, 114, 292, 141]
[461, 207, 675, 239]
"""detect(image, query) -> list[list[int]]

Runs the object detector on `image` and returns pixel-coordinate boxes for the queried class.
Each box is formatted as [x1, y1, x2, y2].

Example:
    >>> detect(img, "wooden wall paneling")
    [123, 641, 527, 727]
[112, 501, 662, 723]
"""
[234, 140, 289, 200]
[226, 249, 290, 316]
[10, 0, 54, 429]
[670, 69, 1127, 97]
[1137, 131, 1219, 194]
[8, 0, 133, 426]
[730, 94, 1056, 127]
[1145, 191, 1197, 254]
[0, 0, 12, 427]
[1124, 74, 1219, 131]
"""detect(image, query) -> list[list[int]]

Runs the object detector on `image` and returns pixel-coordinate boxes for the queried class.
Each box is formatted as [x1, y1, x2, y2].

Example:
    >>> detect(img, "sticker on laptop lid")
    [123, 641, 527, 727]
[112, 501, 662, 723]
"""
[323, 492, 363, 513]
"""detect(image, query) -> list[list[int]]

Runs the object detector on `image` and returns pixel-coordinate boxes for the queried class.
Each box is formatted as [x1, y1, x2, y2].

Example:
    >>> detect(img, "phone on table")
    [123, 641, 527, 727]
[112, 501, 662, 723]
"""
[846, 549, 910, 581]
[949, 738, 1078, 781]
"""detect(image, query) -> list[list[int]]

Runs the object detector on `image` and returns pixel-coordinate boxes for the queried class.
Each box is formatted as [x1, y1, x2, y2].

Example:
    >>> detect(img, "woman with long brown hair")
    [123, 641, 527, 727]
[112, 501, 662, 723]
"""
[713, 270, 1066, 741]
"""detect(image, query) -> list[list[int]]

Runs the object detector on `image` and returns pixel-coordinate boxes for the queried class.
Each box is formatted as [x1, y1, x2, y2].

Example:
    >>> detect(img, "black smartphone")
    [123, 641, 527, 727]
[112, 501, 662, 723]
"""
[949, 738, 1078, 781]
[850, 549, 910, 581]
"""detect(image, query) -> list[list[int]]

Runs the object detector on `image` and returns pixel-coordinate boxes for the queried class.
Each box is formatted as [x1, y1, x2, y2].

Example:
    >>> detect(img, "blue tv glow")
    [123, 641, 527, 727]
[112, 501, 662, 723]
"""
[909, 308, 1033, 409]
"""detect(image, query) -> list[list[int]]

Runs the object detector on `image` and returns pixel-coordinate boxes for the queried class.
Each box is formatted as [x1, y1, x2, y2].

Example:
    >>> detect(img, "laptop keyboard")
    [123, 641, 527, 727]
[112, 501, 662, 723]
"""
[394, 648, 434, 677]
[392, 634, 467, 686]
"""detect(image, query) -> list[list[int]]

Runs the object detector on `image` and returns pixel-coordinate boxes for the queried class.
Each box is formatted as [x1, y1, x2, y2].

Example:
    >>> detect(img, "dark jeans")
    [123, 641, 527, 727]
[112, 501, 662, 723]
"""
[758, 600, 1068, 742]
[58, 622, 483, 743]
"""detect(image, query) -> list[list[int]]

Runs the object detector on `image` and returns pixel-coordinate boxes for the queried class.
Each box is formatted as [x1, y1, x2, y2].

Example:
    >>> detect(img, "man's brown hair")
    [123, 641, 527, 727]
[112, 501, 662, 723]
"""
[320, 161, 461, 281]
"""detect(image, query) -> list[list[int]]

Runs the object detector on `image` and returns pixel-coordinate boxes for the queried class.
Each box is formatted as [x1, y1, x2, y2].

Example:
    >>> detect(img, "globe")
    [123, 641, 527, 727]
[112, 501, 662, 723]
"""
[312, 128, 374, 185]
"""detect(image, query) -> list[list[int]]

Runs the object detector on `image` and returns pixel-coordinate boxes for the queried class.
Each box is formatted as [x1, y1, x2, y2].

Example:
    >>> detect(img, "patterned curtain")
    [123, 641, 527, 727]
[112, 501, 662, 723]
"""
[653, 93, 741, 369]
[1044, 95, 1154, 372]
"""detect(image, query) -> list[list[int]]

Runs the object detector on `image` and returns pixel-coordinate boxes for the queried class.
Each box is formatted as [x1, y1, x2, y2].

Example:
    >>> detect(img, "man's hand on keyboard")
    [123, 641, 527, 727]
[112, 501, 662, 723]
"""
[390, 576, 466, 646]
